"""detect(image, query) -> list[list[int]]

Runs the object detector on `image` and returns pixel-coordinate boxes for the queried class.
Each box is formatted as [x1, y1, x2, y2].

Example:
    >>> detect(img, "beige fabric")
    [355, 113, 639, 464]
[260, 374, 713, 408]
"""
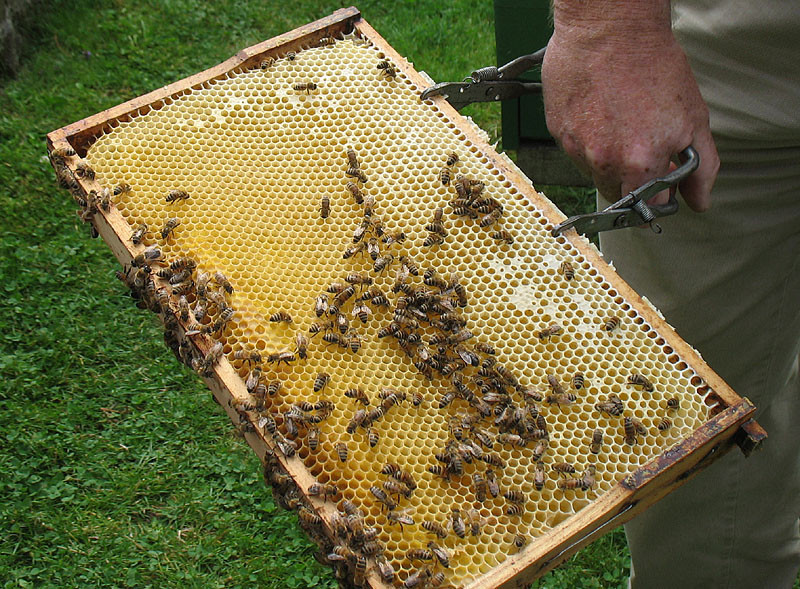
[600, 145, 800, 588]
[672, 2, 800, 148]
[600, 4, 800, 585]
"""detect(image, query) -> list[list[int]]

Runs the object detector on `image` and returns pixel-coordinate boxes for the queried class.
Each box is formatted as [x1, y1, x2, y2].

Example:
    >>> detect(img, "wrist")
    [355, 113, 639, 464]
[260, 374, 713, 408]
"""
[552, 1, 673, 45]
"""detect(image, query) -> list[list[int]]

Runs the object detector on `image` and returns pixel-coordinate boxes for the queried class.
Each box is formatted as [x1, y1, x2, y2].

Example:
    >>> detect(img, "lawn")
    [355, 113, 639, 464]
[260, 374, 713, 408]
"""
[0, 1, 612, 588]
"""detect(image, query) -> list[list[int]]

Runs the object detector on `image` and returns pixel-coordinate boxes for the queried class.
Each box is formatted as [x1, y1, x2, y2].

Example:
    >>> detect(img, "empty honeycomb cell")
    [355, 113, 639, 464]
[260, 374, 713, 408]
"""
[80, 35, 718, 587]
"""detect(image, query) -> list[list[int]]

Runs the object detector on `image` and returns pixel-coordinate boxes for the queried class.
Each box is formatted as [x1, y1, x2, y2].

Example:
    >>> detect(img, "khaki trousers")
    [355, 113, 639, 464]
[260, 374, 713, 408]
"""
[598, 145, 800, 589]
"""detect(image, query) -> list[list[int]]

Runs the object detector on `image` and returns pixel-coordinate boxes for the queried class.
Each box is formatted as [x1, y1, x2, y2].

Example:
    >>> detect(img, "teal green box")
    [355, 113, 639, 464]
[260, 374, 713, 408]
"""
[494, 0, 552, 148]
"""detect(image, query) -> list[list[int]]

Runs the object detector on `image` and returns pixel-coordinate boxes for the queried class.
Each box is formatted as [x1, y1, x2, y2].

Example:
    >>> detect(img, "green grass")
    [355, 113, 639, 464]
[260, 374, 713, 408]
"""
[0, 1, 620, 587]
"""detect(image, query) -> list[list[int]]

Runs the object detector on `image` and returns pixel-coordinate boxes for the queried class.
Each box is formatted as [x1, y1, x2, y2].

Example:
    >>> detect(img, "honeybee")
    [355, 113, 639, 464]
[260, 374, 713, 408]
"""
[342, 242, 366, 260]
[427, 464, 453, 480]
[333, 285, 356, 306]
[318, 36, 336, 47]
[344, 387, 369, 405]
[313, 372, 330, 392]
[258, 413, 277, 435]
[74, 160, 95, 180]
[552, 462, 576, 477]
[506, 504, 524, 516]
[308, 482, 338, 500]
[95, 187, 111, 211]
[603, 316, 621, 332]
[533, 462, 547, 491]
[359, 237, 378, 262]
[504, 535, 526, 554]
[657, 417, 673, 431]
[537, 323, 563, 341]
[259, 57, 275, 69]
[292, 81, 317, 93]
[335, 441, 349, 463]
[326, 281, 348, 294]
[383, 479, 413, 498]
[298, 506, 322, 527]
[423, 233, 445, 247]
[322, 332, 348, 348]
[376, 555, 395, 583]
[153, 287, 170, 312]
[306, 425, 320, 451]
[427, 541, 451, 568]
[160, 217, 180, 240]
[472, 472, 488, 502]
[442, 152, 458, 167]
[50, 146, 76, 163]
[559, 260, 576, 281]
[165, 189, 189, 203]
[370, 485, 397, 510]
[478, 209, 503, 227]
[214, 271, 234, 294]
[450, 508, 466, 538]
[545, 392, 577, 406]
[438, 389, 457, 409]
[232, 349, 260, 365]
[627, 373, 655, 392]
[503, 489, 526, 504]
[558, 465, 597, 491]
[407, 548, 433, 562]
[490, 230, 514, 244]
[545, 373, 565, 396]
[451, 205, 478, 218]
[595, 393, 625, 416]
[362, 195, 376, 218]
[624, 416, 647, 445]
[346, 166, 368, 183]
[376, 60, 396, 79]
[373, 254, 394, 274]
[421, 520, 448, 539]
[269, 311, 293, 323]
[411, 391, 423, 406]
[266, 350, 295, 365]
[244, 365, 262, 392]
[346, 181, 364, 204]
[130, 223, 148, 245]
[345, 147, 360, 169]
[439, 166, 452, 185]
[309, 295, 329, 320]
[346, 331, 362, 354]
[367, 428, 380, 447]
[320, 194, 330, 218]
[352, 303, 370, 324]
[666, 397, 680, 411]
[473, 197, 501, 214]
[590, 428, 604, 454]
[346, 409, 367, 434]
[345, 272, 372, 286]
[327, 544, 355, 562]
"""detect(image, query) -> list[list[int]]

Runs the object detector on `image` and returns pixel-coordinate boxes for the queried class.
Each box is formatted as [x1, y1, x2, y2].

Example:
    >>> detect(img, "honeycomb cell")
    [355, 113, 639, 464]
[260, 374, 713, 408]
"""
[85, 36, 710, 587]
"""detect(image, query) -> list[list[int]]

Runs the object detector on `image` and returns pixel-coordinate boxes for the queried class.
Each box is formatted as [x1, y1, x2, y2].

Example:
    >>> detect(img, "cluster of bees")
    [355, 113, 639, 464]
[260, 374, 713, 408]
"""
[50, 147, 128, 237]
[436, 153, 512, 246]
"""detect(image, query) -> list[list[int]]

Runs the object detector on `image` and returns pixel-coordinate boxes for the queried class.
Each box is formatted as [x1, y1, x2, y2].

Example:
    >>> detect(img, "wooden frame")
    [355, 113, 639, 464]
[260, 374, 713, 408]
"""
[48, 7, 766, 588]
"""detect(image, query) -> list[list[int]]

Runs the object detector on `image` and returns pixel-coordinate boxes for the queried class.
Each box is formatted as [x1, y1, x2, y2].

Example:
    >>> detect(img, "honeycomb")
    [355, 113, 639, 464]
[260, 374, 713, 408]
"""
[83, 34, 708, 587]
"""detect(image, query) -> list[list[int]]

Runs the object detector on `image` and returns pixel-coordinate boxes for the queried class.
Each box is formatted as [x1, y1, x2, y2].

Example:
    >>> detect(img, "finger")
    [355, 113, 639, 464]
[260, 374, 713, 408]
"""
[677, 129, 719, 212]
[644, 162, 678, 206]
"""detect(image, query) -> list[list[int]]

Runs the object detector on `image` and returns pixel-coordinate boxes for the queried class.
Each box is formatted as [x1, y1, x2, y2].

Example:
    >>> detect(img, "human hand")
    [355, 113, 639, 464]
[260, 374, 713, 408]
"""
[542, 2, 719, 210]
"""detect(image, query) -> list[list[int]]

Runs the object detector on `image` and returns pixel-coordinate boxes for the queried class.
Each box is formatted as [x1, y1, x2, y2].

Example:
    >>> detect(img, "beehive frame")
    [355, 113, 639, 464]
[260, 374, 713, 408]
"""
[47, 7, 766, 588]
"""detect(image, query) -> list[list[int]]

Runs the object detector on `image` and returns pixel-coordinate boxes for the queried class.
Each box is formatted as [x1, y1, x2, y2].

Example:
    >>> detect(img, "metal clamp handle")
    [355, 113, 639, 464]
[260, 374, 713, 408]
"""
[550, 146, 700, 237]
